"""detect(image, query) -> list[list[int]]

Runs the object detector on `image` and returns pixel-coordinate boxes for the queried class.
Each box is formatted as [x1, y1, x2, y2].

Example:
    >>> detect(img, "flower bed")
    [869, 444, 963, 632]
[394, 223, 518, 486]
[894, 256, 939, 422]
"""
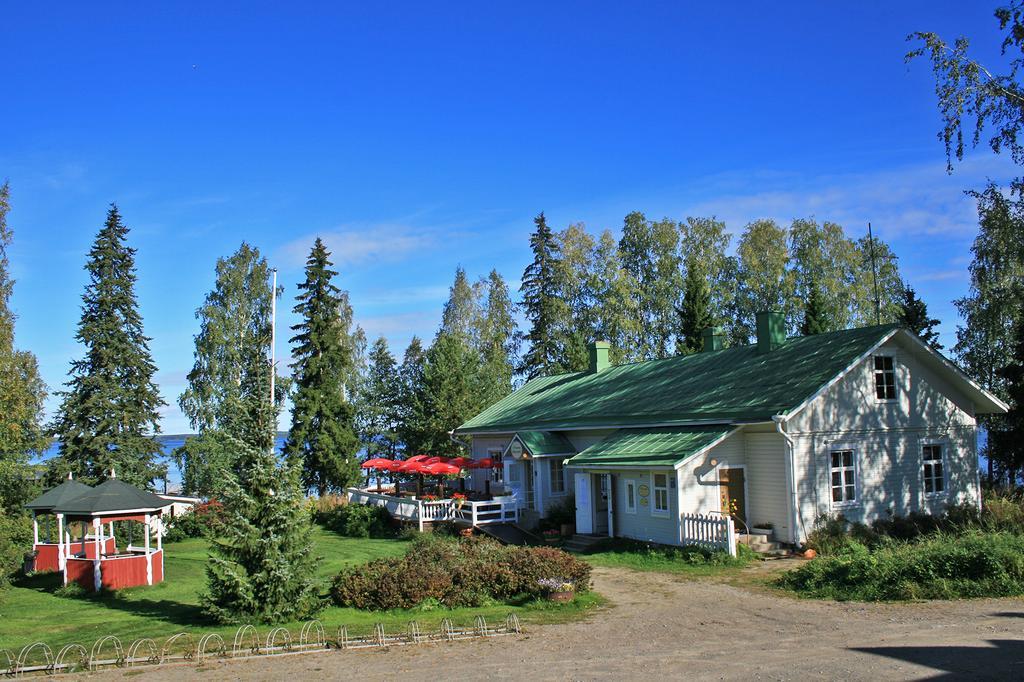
[330, 535, 592, 610]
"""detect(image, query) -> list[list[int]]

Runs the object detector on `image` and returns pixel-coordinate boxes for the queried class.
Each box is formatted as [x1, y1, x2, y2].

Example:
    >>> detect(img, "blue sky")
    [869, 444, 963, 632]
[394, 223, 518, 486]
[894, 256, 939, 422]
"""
[1, 1, 1018, 434]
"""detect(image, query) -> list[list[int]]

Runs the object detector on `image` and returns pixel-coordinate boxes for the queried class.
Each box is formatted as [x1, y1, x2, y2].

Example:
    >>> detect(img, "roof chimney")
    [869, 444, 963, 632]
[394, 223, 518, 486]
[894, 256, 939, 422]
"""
[589, 341, 611, 373]
[756, 311, 786, 353]
[701, 327, 725, 352]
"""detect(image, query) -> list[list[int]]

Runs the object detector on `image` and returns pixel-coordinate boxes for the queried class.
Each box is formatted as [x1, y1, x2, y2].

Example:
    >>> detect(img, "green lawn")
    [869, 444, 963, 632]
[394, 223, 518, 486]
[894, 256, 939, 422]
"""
[0, 528, 604, 653]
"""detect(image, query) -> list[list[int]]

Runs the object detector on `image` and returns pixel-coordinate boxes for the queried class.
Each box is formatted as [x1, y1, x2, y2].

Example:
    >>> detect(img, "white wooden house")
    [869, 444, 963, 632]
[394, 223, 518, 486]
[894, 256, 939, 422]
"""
[456, 313, 1007, 546]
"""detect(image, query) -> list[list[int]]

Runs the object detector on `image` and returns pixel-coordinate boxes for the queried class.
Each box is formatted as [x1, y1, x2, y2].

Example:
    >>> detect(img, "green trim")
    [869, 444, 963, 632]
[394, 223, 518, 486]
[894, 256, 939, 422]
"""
[512, 431, 576, 457]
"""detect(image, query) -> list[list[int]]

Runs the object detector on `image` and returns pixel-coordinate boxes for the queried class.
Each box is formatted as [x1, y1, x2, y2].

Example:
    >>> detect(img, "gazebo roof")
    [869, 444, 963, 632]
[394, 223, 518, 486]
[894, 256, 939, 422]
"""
[24, 479, 93, 511]
[53, 478, 168, 515]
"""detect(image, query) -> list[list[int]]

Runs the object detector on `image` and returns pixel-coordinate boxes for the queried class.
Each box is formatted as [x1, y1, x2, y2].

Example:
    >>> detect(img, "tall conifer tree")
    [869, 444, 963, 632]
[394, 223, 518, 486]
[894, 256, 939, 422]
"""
[800, 279, 828, 336]
[898, 286, 942, 349]
[285, 238, 361, 495]
[676, 265, 714, 354]
[50, 205, 163, 488]
[519, 212, 569, 379]
[396, 336, 430, 456]
[477, 270, 518, 406]
[359, 337, 401, 459]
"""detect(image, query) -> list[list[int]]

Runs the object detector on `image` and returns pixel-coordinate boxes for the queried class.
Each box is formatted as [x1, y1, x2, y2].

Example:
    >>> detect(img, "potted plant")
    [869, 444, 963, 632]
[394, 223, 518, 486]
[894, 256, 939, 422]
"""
[538, 577, 574, 602]
[452, 492, 467, 510]
[541, 528, 561, 545]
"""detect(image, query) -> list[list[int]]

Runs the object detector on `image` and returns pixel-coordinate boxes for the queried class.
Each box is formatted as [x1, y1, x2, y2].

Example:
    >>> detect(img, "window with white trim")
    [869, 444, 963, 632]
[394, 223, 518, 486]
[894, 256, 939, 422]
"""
[652, 473, 670, 516]
[550, 459, 565, 494]
[874, 356, 896, 400]
[829, 449, 857, 506]
[922, 444, 945, 496]
[624, 479, 637, 514]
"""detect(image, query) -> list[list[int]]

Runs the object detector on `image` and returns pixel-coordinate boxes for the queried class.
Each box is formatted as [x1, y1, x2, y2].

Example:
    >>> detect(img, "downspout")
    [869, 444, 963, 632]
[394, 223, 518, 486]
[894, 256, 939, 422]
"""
[772, 415, 803, 546]
[448, 430, 470, 454]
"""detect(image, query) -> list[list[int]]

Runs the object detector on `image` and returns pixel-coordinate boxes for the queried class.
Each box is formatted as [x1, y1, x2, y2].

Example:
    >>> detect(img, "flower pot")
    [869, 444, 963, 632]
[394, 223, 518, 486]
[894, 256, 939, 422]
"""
[544, 537, 560, 545]
[547, 590, 574, 603]
[802, 548, 817, 559]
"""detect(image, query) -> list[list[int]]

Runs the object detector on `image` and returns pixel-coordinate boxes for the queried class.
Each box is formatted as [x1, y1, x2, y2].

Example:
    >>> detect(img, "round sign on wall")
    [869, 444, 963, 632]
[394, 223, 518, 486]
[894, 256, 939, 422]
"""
[637, 484, 650, 497]
[509, 441, 525, 459]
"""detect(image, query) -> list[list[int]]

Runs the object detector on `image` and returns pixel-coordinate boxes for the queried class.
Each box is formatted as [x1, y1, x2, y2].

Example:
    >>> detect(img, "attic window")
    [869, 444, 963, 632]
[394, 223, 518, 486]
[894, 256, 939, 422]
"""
[873, 356, 896, 401]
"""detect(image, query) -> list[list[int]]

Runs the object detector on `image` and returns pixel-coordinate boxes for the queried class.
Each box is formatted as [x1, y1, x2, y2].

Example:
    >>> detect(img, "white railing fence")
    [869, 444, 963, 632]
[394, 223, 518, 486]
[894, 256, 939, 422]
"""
[346, 489, 518, 530]
[680, 512, 737, 557]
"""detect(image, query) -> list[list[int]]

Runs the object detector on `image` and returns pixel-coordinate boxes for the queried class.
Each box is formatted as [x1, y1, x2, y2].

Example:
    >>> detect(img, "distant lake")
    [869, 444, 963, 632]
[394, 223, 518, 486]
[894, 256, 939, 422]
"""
[37, 433, 288, 492]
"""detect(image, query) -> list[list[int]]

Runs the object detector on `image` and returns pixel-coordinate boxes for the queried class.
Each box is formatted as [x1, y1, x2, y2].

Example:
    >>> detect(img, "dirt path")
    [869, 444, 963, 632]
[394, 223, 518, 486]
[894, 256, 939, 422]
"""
[95, 563, 1024, 680]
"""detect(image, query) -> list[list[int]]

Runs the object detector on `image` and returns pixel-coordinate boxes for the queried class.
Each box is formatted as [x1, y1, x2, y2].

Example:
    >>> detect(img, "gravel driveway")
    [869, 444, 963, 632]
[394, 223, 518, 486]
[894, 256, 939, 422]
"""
[95, 562, 1024, 680]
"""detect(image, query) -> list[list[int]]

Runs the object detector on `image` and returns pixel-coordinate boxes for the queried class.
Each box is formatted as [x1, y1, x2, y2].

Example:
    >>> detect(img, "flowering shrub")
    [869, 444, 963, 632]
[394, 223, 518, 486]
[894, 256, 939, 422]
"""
[317, 503, 395, 539]
[164, 500, 225, 542]
[331, 535, 591, 610]
[542, 529, 560, 538]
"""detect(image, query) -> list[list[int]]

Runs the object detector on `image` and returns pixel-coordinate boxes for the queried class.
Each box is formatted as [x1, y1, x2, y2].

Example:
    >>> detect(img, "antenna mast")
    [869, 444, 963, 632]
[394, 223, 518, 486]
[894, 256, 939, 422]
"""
[867, 222, 881, 325]
[270, 267, 277, 411]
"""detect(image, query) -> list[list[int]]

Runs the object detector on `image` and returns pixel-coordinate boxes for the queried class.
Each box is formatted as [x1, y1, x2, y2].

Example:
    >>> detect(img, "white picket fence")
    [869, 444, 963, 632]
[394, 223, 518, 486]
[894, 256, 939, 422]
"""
[346, 488, 518, 531]
[680, 512, 737, 557]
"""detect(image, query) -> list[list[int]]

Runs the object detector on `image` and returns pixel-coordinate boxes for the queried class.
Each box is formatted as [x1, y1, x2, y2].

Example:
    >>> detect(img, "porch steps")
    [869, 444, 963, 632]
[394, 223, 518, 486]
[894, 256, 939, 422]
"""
[739, 533, 793, 559]
[563, 534, 606, 553]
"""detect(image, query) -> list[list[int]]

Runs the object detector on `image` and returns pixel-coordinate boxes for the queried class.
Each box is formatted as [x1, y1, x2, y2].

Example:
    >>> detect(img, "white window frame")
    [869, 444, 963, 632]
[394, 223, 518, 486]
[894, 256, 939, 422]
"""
[624, 479, 638, 514]
[873, 355, 897, 402]
[549, 458, 566, 495]
[651, 472, 670, 517]
[828, 444, 859, 509]
[921, 441, 947, 499]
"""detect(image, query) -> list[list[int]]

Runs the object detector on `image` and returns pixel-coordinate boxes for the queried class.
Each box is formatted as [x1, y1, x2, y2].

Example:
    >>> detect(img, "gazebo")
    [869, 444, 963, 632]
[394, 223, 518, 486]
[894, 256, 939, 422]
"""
[49, 472, 168, 591]
[24, 474, 114, 573]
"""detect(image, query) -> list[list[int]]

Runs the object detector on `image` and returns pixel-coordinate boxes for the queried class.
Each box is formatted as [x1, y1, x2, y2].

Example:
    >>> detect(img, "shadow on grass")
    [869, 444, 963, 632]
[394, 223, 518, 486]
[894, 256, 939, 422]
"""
[13, 570, 63, 591]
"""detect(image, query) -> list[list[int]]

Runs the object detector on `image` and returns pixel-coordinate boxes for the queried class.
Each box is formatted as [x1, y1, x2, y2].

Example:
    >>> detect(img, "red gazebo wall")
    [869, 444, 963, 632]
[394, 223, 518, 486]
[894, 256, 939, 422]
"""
[33, 538, 116, 572]
[66, 550, 164, 591]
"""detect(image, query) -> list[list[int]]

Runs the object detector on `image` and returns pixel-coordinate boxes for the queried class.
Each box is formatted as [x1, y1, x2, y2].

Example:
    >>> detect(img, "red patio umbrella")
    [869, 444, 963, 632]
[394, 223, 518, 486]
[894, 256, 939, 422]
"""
[448, 457, 473, 468]
[471, 458, 502, 469]
[362, 458, 396, 491]
[422, 461, 461, 498]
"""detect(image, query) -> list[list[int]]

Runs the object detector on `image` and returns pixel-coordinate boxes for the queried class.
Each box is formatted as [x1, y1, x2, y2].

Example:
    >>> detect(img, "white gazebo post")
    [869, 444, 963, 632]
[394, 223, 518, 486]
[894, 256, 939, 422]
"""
[144, 514, 152, 586]
[108, 521, 115, 552]
[32, 511, 39, 546]
[92, 518, 102, 592]
[56, 513, 65, 572]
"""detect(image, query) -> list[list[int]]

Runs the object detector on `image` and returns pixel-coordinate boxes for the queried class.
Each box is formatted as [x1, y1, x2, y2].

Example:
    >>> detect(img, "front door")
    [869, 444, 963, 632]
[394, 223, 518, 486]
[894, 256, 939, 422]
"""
[594, 474, 609, 534]
[719, 467, 746, 525]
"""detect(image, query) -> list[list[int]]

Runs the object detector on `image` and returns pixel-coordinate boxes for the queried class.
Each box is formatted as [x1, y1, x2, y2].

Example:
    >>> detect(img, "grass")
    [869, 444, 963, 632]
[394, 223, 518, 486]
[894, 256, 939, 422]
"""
[580, 538, 758, 576]
[0, 527, 604, 653]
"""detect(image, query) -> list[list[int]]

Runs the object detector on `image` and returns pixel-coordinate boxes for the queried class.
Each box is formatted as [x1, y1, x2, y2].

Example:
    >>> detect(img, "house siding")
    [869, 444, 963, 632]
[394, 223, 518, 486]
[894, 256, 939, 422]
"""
[677, 430, 745, 516]
[787, 334, 981, 541]
[611, 470, 680, 546]
[744, 432, 792, 541]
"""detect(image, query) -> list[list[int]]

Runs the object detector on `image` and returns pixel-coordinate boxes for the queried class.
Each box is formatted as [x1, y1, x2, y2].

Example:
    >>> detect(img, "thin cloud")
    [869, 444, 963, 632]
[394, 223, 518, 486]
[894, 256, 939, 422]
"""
[277, 223, 438, 269]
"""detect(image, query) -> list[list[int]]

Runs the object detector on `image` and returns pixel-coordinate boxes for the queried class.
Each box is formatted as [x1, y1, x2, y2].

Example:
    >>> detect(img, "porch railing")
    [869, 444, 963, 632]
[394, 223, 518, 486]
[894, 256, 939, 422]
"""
[346, 488, 518, 531]
[680, 512, 737, 557]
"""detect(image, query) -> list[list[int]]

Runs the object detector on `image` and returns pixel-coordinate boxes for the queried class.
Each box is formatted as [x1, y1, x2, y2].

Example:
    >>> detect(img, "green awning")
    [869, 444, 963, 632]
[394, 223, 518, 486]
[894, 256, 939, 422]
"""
[514, 431, 575, 456]
[567, 425, 735, 468]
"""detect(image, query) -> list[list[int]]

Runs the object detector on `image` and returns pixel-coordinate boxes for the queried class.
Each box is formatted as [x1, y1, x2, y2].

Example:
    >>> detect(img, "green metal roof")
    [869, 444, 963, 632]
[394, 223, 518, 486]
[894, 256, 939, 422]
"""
[459, 324, 899, 433]
[53, 479, 168, 515]
[514, 431, 576, 456]
[24, 479, 93, 511]
[568, 425, 735, 468]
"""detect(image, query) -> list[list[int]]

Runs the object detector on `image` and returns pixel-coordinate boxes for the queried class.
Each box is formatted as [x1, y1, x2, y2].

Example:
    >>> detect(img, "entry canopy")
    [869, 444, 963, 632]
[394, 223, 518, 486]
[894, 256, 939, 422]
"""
[24, 476, 92, 511]
[567, 425, 736, 468]
[53, 477, 168, 516]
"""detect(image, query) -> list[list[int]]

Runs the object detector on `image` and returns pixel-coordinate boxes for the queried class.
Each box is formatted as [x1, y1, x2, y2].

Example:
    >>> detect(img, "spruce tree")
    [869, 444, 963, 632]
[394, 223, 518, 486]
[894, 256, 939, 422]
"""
[995, 308, 1024, 481]
[519, 212, 570, 379]
[0, 183, 49, 511]
[50, 205, 164, 488]
[176, 243, 285, 496]
[898, 286, 942, 349]
[203, 340, 321, 624]
[285, 238, 361, 496]
[676, 265, 714, 354]
[396, 337, 430, 456]
[358, 337, 401, 459]
[800, 279, 829, 336]
[419, 333, 479, 455]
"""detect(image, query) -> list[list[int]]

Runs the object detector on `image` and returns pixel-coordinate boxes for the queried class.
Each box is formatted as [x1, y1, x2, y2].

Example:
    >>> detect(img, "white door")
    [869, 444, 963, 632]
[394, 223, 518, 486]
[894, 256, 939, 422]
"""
[507, 461, 525, 510]
[574, 473, 592, 534]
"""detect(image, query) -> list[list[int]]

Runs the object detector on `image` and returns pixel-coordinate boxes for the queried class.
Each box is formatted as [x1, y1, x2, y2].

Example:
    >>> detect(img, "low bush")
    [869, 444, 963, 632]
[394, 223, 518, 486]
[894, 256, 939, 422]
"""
[539, 495, 576, 531]
[330, 534, 592, 610]
[318, 503, 395, 539]
[164, 500, 226, 542]
[779, 530, 1024, 601]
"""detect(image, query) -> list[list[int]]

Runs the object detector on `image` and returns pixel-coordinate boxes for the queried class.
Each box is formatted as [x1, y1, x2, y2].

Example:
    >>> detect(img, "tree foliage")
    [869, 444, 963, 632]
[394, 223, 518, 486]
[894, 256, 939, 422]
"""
[285, 238, 361, 495]
[50, 205, 164, 488]
[898, 286, 942, 350]
[519, 213, 571, 378]
[677, 265, 713, 353]
[359, 336, 401, 459]
[800, 278, 829, 336]
[0, 183, 48, 512]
